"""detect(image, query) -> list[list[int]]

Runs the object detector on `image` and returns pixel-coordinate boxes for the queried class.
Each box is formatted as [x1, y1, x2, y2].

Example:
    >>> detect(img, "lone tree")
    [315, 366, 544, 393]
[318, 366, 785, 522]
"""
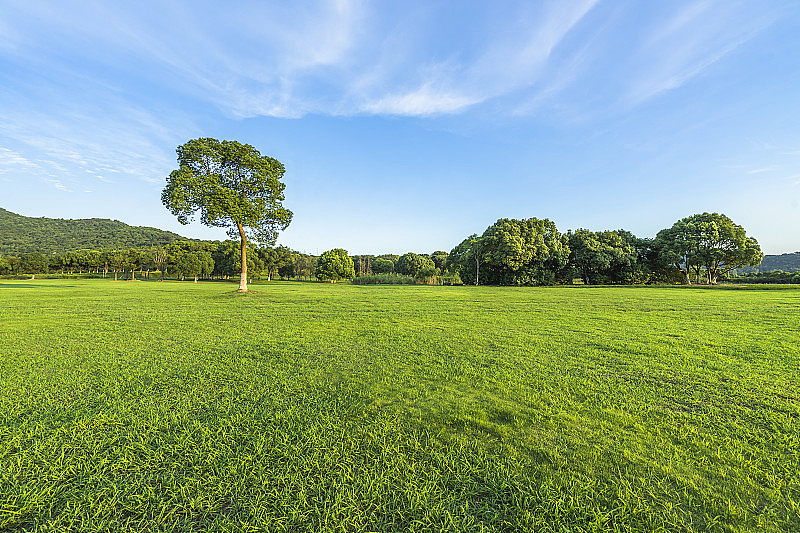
[162, 138, 292, 292]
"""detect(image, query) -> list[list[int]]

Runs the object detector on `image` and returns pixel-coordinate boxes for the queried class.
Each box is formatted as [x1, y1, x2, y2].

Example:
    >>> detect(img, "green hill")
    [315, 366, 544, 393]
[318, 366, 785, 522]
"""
[0, 207, 189, 255]
[735, 252, 800, 274]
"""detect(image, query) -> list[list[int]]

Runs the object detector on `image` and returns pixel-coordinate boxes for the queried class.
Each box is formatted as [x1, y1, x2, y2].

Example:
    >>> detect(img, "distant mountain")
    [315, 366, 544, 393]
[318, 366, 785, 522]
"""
[0, 207, 189, 255]
[736, 252, 800, 274]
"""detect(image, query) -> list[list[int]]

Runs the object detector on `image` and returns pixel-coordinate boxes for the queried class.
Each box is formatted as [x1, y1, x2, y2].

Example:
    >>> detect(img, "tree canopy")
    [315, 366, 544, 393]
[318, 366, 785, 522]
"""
[162, 138, 292, 291]
[567, 229, 638, 285]
[396, 253, 436, 277]
[315, 249, 355, 282]
[449, 218, 570, 286]
[655, 213, 763, 284]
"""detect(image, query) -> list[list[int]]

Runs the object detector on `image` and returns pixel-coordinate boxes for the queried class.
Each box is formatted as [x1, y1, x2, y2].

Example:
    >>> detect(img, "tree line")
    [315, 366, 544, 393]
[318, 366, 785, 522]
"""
[446, 212, 767, 286]
[3, 211, 776, 286]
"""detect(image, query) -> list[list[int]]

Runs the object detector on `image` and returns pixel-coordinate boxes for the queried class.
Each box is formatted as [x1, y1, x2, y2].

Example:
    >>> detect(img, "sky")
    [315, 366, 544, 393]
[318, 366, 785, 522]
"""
[1, 0, 799, 255]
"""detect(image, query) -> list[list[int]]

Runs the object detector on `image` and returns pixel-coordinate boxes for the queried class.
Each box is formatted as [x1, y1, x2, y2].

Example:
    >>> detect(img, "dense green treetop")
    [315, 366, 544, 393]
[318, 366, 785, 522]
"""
[395, 253, 436, 277]
[567, 229, 638, 285]
[655, 213, 762, 284]
[315, 249, 355, 282]
[162, 139, 292, 245]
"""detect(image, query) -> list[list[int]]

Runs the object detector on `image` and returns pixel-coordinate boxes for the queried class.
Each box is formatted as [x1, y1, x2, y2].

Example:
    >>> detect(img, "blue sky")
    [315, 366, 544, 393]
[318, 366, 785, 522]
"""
[1, 0, 798, 254]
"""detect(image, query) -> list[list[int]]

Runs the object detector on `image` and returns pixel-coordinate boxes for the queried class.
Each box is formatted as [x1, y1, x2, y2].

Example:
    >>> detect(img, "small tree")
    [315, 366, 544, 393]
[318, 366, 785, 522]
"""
[162, 138, 292, 292]
[176, 251, 214, 282]
[315, 249, 355, 282]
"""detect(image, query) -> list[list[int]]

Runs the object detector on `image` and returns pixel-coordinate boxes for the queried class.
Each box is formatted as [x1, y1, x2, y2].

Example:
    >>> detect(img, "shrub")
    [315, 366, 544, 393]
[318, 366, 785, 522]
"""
[351, 273, 415, 285]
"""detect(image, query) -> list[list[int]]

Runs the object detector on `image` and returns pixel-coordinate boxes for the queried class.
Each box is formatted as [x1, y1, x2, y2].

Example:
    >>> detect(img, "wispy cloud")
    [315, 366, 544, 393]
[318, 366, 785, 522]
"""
[623, 1, 776, 105]
[0, 0, 779, 122]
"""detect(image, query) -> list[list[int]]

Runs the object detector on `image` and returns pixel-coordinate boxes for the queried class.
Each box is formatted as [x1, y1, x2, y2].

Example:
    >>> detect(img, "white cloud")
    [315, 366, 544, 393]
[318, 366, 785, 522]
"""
[362, 84, 480, 116]
[624, 1, 775, 105]
[747, 167, 778, 174]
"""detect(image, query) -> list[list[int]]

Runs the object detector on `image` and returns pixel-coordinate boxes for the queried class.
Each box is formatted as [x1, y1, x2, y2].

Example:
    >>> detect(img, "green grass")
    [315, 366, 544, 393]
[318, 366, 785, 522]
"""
[0, 279, 798, 532]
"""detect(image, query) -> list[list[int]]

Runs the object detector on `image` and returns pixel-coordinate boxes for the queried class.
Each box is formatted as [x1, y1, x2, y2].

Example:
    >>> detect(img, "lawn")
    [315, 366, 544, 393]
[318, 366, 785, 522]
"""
[0, 279, 798, 531]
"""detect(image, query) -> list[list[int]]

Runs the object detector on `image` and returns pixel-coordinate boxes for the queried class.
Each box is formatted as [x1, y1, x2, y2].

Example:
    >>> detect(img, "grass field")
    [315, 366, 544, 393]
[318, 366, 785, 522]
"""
[0, 279, 798, 532]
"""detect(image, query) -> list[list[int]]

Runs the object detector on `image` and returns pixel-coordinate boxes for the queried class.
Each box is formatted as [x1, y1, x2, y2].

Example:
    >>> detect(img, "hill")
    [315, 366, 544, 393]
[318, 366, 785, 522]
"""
[736, 252, 800, 274]
[0, 207, 189, 255]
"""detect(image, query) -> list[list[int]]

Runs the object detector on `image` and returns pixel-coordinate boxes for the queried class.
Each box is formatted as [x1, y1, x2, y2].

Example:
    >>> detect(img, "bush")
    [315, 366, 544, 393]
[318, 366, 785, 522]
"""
[351, 273, 415, 285]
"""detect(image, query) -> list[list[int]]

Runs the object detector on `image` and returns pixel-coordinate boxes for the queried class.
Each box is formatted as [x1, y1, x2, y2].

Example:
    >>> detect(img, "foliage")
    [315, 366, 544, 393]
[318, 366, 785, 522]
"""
[211, 240, 262, 278]
[429, 251, 449, 272]
[449, 218, 570, 285]
[258, 245, 294, 280]
[0, 280, 797, 531]
[315, 249, 355, 282]
[395, 252, 436, 277]
[566, 229, 639, 284]
[350, 273, 416, 285]
[371, 257, 394, 274]
[175, 251, 214, 281]
[17, 252, 49, 274]
[0, 207, 186, 255]
[727, 270, 800, 284]
[654, 213, 763, 284]
[162, 138, 292, 291]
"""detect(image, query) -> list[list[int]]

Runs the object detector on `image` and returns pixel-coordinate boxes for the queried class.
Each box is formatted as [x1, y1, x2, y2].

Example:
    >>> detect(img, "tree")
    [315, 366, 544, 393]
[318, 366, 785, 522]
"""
[655, 213, 763, 284]
[448, 219, 570, 286]
[162, 138, 292, 292]
[212, 240, 262, 279]
[430, 251, 449, 273]
[259, 245, 294, 281]
[18, 252, 49, 276]
[176, 251, 214, 282]
[567, 229, 638, 285]
[0, 256, 11, 275]
[371, 257, 394, 274]
[447, 234, 485, 285]
[315, 249, 355, 282]
[152, 246, 169, 281]
[396, 253, 436, 277]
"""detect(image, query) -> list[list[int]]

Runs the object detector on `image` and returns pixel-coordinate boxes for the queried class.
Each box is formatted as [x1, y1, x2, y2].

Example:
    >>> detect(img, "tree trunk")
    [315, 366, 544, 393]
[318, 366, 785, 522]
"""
[237, 221, 248, 292]
[114, 272, 117, 281]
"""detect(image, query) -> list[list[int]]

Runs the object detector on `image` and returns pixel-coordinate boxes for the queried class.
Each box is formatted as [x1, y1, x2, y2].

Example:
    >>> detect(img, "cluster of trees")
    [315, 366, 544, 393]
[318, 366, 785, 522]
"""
[1, 212, 777, 287]
[314, 251, 450, 282]
[6, 137, 786, 289]
[0, 241, 315, 283]
[446, 213, 765, 286]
